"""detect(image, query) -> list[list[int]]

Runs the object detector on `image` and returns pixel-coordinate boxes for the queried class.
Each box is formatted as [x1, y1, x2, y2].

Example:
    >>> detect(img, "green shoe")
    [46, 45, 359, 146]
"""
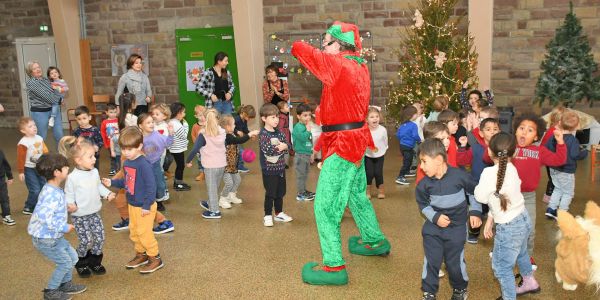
[301, 262, 348, 285]
[348, 236, 391, 256]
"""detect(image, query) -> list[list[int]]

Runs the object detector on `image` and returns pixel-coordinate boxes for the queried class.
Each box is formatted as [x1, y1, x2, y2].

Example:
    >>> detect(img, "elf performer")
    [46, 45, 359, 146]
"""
[292, 21, 391, 285]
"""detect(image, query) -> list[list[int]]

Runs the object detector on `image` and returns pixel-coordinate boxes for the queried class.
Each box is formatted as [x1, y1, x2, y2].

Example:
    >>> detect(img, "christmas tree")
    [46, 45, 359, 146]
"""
[535, 2, 600, 108]
[387, 0, 478, 123]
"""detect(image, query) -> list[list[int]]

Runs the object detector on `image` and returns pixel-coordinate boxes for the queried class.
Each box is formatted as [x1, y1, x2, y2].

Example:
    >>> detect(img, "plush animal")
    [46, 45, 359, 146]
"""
[555, 201, 600, 291]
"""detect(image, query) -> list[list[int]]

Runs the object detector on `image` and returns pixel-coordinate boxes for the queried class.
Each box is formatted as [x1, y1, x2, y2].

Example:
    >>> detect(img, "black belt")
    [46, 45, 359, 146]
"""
[321, 121, 365, 133]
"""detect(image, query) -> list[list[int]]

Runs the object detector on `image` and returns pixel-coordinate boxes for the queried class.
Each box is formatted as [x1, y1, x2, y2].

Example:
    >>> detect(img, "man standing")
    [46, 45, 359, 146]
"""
[292, 21, 390, 285]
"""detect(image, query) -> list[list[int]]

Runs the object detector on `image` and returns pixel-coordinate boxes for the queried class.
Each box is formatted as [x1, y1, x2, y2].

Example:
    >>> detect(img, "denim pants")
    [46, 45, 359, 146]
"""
[398, 144, 414, 177]
[24, 167, 46, 210]
[50, 104, 60, 119]
[110, 155, 121, 172]
[152, 160, 166, 200]
[31, 110, 64, 146]
[32, 236, 78, 289]
[549, 169, 575, 211]
[236, 146, 246, 169]
[492, 211, 533, 300]
[213, 100, 233, 115]
[522, 192, 536, 256]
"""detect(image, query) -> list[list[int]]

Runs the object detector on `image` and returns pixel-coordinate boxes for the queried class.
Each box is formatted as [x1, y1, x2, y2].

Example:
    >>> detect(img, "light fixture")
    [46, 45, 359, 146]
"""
[39, 24, 49, 32]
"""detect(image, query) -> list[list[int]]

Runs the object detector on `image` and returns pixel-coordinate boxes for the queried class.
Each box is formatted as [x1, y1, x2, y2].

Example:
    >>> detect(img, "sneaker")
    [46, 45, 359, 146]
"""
[202, 210, 222, 219]
[516, 275, 541, 296]
[139, 255, 164, 274]
[545, 207, 557, 220]
[395, 176, 409, 185]
[530, 256, 538, 271]
[48, 117, 55, 128]
[467, 233, 478, 244]
[451, 288, 468, 300]
[58, 281, 87, 295]
[163, 189, 170, 201]
[200, 201, 209, 210]
[125, 253, 148, 269]
[219, 196, 232, 209]
[238, 166, 250, 173]
[489, 251, 493, 258]
[156, 202, 166, 212]
[422, 292, 437, 300]
[296, 193, 308, 201]
[405, 169, 417, 177]
[173, 182, 191, 191]
[305, 190, 316, 198]
[2, 215, 16, 226]
[263, 215, 274, 227]
[22, 207, 33, 215]
[43, 288, 72, 300]
[153, 220, 174, 234]
[302, 191, 315, 201]
[228, 192, 243, 204]
[274, 212, 293, 222]
[112, 218, 129, 231]
[108, 170, 116, 176]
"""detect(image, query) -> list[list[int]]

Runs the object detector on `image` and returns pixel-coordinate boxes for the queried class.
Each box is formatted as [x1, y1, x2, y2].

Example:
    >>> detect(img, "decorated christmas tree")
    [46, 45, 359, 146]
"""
[388, 0, 478, 123]
[535, 2, 600, 108]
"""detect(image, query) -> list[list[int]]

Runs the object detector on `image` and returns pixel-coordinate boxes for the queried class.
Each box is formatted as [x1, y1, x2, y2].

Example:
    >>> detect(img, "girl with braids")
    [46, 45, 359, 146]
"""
[474, 132, 540, 300]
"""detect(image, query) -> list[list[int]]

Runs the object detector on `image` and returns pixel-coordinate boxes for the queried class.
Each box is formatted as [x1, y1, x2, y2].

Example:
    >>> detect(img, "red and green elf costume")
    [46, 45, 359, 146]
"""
[292, 21, 391, 286]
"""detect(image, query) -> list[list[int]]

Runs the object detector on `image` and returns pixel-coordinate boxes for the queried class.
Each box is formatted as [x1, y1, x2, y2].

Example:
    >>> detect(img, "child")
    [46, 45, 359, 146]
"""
[277, 101, 292, 168]
[512, 113, 566, 265]
[63, 139, 116, 277]
[411, 102, 426, 175]
[365, 106, 388, 199]
[17, 117, 49, 214]
[28, 153, 87, 299]
[259, 103, 292, 227]
[293, 103, 317, 201]
[100, 103, 120, 176]
[138, 114, 174, 213]
[73, 106, 103, 169]
[234, 104, 256, 172]
[540, 105, 566, 203]
[415, 121, 454, 185]
[102, 126, 163, 273]
[466, 106, 499, 147]
[475, 132, 540, 299]
[437, 110, 460, 166]
[191, 105, 206, 181]
[0, 149, 15, 225]
[395, 105, 422, 185]
[426, 95, 449, 122]
[118, 93, 138, 129]
[47, 66, 68, 128]
[219, 115, 259, 207]
[168, 102, 191, 191]
[110, 128, 121, 177]
[186, 109, 226, 218]
[460, 82, 493, 114]
[544, 110, 588, 219]
[150, 103, 172, 198]
[416, 139, 481, 300]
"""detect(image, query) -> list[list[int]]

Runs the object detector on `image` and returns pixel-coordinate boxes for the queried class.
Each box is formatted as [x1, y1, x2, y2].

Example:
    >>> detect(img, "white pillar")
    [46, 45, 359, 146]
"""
[468, 0, 493, 89]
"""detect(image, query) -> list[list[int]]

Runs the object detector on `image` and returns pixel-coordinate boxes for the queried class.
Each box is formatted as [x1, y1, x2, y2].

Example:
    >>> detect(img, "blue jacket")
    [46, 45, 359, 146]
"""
[396, 121, 421, 148]
[546, 134, 588, 174]
[28, 184, 70, 238]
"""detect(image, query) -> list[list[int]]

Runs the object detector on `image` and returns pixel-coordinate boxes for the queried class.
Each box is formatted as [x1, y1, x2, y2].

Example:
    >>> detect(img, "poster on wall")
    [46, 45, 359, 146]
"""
[186, 60, 205, 91]
[111, 44, 149, 76]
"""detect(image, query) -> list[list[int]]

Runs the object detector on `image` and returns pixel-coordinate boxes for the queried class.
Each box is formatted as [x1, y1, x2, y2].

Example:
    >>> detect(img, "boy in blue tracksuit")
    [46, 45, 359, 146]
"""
[416, 139, 482, 300]
[395, 105, 422, 185]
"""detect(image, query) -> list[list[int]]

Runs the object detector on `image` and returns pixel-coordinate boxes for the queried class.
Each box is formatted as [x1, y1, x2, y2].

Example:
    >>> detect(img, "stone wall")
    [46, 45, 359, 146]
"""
[0, 0, 52, 128]
[492, 0, 600, 115]
[84, 0, 233, 104]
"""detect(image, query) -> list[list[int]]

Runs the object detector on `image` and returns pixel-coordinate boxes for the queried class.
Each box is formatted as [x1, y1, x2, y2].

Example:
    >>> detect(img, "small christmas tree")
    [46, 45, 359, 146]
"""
[535, 2, 600, 108]
[388, 0, 478, 123]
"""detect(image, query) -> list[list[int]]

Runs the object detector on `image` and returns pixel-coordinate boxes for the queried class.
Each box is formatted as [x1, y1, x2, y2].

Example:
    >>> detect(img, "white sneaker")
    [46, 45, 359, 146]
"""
[228, 192, 242, 204]
[218, 197, 232, 209]
[263, 215, 273, 227]
[48, 117, 54, 127]
[274, 212, 293, 222]
[2, 215, 16, 226]
[438, 269, 445, 277]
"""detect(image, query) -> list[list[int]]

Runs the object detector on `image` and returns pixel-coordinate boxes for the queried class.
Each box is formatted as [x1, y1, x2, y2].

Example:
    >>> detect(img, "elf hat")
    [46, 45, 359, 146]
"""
[326, 21, 362, 51]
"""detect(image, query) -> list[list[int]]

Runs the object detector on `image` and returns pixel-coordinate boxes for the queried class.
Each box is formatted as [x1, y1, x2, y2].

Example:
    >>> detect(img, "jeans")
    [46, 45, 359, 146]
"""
[213, 100, 233, 115]
[492, 211, 533, 300]
[236, 146, 246, 170]
[399, 144, 414, 177]
[549, 169, 575, 211]
[31, 110, 64, 146]
[32, 237, 78, 289]
[522, 192, 536, 255]
[110, 155, 121, 172]
[152, 160, 166, 200]
[50, 104, 60, 119]
[24, 167, 46, 210]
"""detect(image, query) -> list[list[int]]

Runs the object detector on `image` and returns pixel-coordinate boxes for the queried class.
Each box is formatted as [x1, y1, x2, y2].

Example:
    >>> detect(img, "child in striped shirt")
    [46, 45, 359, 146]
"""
[168, 102, 190, 191]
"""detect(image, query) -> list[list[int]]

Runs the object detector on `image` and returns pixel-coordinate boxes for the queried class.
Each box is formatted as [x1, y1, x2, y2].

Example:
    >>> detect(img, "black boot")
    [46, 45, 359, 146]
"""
[75, 253, 92, 278]
[88, 251, 106, 275]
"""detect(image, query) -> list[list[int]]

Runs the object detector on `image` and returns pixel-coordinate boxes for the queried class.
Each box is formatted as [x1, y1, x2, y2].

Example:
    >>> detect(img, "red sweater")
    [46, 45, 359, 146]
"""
[100, 118, 119, 149]
[540, 126, 556, 147]
[513, 143, 567, 192]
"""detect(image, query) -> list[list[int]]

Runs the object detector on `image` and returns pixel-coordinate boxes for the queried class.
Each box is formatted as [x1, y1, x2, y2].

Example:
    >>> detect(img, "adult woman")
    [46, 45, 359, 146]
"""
[26, 61, 63, 145]
[115, 54, 153, 115]
[196, 52, 235, 115]
[262, 64, 289, 105]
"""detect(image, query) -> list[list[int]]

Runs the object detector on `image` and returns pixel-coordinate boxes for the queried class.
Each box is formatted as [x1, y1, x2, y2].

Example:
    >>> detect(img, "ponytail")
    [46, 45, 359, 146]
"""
[489, 132, 517, 212]
[495, 151, 509, 211]
[204, 108, 220, 137]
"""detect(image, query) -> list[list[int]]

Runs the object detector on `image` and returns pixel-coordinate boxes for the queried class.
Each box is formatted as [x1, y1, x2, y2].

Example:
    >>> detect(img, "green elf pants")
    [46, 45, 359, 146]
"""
[315, 154, 386, 267]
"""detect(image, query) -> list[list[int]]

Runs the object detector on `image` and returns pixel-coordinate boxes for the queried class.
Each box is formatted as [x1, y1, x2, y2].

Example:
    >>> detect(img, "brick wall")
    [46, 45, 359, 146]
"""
[0, 0, 52, 128]
[262, 0, 468, 109]
[492, 0, 600, 116]
[84, 0, 233, 104]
